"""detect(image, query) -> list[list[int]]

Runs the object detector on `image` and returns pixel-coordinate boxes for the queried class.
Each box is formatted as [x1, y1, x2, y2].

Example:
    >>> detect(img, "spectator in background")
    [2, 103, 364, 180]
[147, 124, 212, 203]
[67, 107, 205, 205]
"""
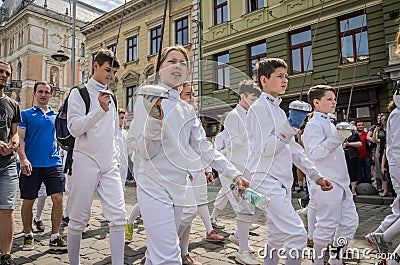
[344, 121, 362, 195]
[367, 114, 384, 190]
[356, 121, 372, 185]
[0, 61, 21, 265]
[372, 114, 389, 196]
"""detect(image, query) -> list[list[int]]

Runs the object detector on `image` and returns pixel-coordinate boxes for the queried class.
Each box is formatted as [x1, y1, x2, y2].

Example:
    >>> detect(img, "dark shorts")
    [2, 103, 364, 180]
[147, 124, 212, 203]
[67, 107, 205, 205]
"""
[19, 165, 65, 200]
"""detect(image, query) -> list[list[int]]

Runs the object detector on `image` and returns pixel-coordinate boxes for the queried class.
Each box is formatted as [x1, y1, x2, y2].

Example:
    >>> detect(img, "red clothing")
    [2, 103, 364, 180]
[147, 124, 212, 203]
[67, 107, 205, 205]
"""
[357, 131, 370, 158]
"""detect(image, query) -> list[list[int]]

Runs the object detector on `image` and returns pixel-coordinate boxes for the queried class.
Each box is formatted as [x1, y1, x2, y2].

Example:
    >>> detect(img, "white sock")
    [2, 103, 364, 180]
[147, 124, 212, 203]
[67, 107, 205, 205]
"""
[307, 207, 317, 240]
[127, 203, 141, 224]
[178, 224, 191, 256]
[50, 233, 60, 241]
[109, 229, 124, 265]
[25, 232, 34, 237]
[67, 231, 82, 265]
[197, 205, 213, 233]
[35, 196, 46, 221]
[210, 207, 220, 220]
[237, 220, 250, 253]
[312, 243, 326, 265]
[264, 244, 279, 265]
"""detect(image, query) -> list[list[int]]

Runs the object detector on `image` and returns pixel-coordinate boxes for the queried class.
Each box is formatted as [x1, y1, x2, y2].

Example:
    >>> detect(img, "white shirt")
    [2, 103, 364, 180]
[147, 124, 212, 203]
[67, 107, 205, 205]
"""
[116, 127, 128, 179]
[214, 130, 228, 154]
[302, 111, 349, 189]
[386, 107, 400, 167]
[67, 78, 119, 171]
[224, 104, 249, 173]
[132, 85, 241, 204]
[246, 92, 323, 189]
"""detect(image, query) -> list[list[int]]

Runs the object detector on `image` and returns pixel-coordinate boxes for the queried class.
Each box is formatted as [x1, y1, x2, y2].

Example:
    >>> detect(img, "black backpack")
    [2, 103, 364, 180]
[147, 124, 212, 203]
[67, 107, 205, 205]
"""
[55, 85, 117, 175]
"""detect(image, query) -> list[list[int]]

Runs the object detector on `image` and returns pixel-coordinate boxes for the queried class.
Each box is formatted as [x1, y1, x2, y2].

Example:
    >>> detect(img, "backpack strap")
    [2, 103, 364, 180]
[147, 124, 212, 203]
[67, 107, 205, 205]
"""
[77, 86, 91, 115]
[111, 94, 118, 111]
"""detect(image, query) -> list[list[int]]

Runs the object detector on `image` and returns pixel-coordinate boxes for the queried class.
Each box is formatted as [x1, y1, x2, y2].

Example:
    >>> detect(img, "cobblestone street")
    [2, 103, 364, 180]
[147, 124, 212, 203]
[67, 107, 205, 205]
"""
[9, 184, 398, 264]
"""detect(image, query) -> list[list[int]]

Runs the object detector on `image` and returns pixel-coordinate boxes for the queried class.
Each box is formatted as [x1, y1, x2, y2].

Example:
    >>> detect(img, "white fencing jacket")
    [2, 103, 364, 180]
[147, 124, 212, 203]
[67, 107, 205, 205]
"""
[224, 104, 249, 173]
[246, 92, 323, 190]
[67, 78, 119, 171]
[303, 112, 349, 189]
[132, 85, 241, 205]
[386, 107, 400, 168]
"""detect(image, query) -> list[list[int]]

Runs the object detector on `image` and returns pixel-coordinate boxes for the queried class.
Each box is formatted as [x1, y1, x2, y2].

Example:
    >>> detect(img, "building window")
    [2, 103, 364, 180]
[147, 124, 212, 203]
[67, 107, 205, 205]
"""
[126, 86, 137, 112]
[108, 44, 117, 54]
[175, 17, 189, 46]
[289, 27, 313, 74]
[248, 41, 266, 79]
[150, 26, 162, 55]
[17, 61, 22, 80]
[80, 43, 85, 57]
[81, 71, 86, 84]
[215, 52, 230, 89]
[9, 35, 14, 54]
[91, 52, 97, 75]
[214, 0, 228, 25]
[127, 36, 137, 62]
[339, 12, 369, 64]
[248, 0, 264, 13]
[18, 31, 23, 48]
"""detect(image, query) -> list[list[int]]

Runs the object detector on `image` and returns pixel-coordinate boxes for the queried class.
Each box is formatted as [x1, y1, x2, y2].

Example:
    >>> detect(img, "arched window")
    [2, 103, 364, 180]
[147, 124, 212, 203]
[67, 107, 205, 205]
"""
[80, 43, 85, 57]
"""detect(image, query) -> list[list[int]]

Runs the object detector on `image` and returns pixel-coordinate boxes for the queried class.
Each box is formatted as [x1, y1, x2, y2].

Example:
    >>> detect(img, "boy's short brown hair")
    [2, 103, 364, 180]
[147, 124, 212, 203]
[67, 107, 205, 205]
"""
[307, 85, 336, 109]
[94, 49, 120, 68]
[256, 58, 287, 87]
[238, 80, 261, 98]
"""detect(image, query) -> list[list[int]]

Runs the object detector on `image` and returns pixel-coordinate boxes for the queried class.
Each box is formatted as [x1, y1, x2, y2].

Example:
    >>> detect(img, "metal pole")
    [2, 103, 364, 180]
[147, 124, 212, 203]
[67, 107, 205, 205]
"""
[71, 0, 76, 87]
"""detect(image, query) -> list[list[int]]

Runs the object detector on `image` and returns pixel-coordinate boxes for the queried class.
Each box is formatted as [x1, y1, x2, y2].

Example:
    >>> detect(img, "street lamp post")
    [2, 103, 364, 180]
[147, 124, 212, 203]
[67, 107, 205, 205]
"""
[71, 0, 76, 87]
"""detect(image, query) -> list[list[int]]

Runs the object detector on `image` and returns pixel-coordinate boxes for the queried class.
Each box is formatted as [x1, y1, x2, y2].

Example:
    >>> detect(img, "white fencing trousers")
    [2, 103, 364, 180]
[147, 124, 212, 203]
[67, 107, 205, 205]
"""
[213, 174, 240, 214]
[66, 151, 126, 231]
[255, 174, 307, 250]
[181, 175, 208, 226]
[137, 184, 183, 265]
[380, 165, 400, 231]
[312, 183, 359, 246]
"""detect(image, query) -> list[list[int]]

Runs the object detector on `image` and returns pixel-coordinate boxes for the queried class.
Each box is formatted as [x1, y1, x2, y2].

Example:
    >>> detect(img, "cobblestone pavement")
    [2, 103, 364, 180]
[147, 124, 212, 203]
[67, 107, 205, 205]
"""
[9, 183, 398, 264]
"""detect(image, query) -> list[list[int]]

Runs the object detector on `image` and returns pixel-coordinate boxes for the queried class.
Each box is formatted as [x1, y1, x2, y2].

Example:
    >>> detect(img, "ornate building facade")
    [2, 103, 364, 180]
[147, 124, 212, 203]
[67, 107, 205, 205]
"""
[0, 0, 104, 109]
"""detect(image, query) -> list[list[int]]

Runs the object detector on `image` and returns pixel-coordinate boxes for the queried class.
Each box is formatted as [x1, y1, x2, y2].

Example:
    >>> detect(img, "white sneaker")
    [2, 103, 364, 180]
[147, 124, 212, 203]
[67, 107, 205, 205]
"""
[210, 218, 225, 229]
[249, 223, 260, 231]
[235, 250, 260, 265]
[228, 234, 256, 253]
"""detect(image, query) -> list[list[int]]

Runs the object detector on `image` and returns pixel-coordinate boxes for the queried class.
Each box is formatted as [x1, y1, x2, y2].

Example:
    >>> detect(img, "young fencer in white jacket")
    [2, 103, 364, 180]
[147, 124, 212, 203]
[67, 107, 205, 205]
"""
[302, 85, 359, 265]
[246, 58, 332, 265]
[178, 83, 225, 264]
[365, 84, 400, 263]
[131, 45, 249, 265]
[219, 80, 261, 265]
[66, 49, 126, 265]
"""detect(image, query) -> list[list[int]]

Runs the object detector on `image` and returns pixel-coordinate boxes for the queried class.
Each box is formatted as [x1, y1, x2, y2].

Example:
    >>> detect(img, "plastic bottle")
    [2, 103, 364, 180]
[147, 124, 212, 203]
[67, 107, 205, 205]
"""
[230, 183, 269, 209]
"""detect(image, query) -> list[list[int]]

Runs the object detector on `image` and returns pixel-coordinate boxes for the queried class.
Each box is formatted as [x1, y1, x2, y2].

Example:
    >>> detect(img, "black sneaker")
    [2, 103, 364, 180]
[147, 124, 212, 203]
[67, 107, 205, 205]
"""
[49, 235, 67, 250]
[0, 254, 16, 265]
[33, 218, 45, 232]
[62, 216, 70, 225]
